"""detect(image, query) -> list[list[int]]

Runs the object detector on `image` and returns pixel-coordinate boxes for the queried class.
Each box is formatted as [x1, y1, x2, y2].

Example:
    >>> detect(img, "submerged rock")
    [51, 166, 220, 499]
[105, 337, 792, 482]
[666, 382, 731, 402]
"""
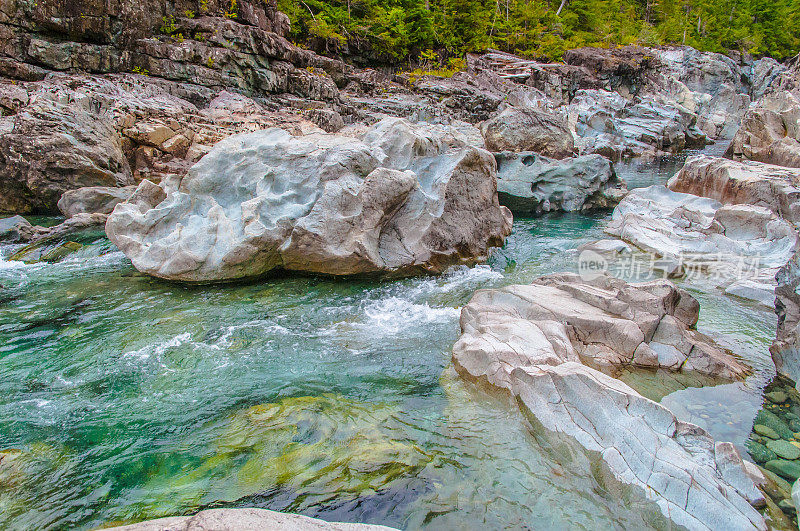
[57, 186, 137, 218]
[494, 152, 626, 215]
[452, 274, 764, 530]
[0, 215, 37, 243]
[8, 213, 109, 263]
[103, 508, 394, 530]
[107, 118, 513, 282]
[480, 106, 574, 158]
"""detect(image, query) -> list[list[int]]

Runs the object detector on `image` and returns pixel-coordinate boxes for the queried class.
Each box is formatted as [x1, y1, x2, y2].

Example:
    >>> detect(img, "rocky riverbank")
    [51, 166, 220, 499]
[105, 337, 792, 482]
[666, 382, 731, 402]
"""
[2, 0, 800, 529]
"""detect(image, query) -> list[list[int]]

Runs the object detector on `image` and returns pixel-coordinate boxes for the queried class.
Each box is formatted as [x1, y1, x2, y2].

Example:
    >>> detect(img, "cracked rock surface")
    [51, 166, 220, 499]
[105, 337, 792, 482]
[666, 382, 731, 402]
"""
[106, 118, 513, 282]
[668, 155, 800, 223]
[452, 273, 765, 530]
[605, 184, 798, 307]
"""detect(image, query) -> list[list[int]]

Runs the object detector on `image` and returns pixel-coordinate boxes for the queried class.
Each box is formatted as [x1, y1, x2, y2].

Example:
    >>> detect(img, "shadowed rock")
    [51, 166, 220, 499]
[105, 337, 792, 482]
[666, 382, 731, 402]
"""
[495, 152, 626, 215]
[481, 106, 574, 158]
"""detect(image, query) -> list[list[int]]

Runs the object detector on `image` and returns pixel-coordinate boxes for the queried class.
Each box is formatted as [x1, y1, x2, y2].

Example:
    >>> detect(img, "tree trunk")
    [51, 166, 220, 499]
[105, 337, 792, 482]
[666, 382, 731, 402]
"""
[556, 0, 568, 16]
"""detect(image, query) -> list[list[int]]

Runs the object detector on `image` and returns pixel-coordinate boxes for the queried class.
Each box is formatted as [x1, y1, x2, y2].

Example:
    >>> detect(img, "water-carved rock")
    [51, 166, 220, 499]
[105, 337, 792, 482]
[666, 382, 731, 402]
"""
[106, 118, 513, 282]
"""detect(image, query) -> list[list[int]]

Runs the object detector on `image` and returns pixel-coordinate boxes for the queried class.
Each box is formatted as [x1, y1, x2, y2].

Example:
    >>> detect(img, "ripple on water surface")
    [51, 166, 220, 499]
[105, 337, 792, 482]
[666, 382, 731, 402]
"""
[0, 150, 782, 530]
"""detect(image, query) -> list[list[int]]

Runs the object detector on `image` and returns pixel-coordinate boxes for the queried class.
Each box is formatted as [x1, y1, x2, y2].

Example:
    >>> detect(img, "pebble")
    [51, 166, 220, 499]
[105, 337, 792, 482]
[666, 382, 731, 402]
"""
[765, 459, 800, 481]
[755, 424, 780, 439]
[767, 439, 800, 460]
[778, 499, 797, 515]
[768, 391, 789, 404]
[755, 410, 795, 439]
[747, 440, 777, 464]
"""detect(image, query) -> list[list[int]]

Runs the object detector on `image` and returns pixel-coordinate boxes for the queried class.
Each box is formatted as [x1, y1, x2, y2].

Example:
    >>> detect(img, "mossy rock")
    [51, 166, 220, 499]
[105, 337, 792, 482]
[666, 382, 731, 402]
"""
[765, 459, 800, 481]
[767, 439, 800, 460]
[747, 439, 777, 464]
[755, 424, 780, 440]
[138, 394, 440, 519]
[767, 391, 790, 404]
[756, 410, 795, 440]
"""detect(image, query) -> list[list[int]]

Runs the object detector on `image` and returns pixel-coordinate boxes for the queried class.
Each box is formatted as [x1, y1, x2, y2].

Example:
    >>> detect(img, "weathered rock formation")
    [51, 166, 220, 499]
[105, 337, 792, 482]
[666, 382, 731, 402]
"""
[105, 508, 394, 531]
[106, 118, 513, 282]
[726, 92, 800, 169]
[606, 184, 798, 306]
[773, 251, 800, 384]
[494, 152, 626, 215]
[0, 0, 345, 99]
[568, 89, 708, 159]
[668, 155, 800, 222]
[0, 74, 334, 214]
[452, 273, 765, 530]
[480, 106, 574, 158]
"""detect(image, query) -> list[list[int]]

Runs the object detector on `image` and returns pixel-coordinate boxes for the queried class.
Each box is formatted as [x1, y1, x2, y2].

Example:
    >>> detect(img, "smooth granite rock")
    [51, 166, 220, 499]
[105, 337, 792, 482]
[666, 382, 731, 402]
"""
[106, 118, 513, 282]
[0, 215, 37, 243]
[494, 152, 627, 215]
[57, 186, 137, 218]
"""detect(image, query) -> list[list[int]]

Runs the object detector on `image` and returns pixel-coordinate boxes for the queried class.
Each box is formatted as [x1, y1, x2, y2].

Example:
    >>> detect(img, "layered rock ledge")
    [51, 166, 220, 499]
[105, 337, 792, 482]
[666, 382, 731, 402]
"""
[452, 273, 765, 529]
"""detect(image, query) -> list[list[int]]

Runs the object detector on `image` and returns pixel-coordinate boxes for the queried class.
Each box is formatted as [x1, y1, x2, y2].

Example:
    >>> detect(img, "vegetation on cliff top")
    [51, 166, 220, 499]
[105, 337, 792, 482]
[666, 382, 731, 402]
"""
[276, 0, 799, 64]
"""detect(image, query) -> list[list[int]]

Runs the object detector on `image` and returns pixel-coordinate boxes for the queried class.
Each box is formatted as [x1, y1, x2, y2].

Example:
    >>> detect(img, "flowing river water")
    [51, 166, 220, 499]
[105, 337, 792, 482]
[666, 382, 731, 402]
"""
[0, 144, 784, 529]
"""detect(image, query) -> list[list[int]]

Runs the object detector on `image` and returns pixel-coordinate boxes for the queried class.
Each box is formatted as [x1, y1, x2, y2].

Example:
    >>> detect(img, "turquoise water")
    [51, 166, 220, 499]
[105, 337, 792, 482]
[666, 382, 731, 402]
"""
[0, 148, 779, 530]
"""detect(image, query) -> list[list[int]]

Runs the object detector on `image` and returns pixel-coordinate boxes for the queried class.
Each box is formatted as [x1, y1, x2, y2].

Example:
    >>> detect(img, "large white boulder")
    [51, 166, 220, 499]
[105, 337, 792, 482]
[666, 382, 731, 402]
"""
[106, 118, 513, 282]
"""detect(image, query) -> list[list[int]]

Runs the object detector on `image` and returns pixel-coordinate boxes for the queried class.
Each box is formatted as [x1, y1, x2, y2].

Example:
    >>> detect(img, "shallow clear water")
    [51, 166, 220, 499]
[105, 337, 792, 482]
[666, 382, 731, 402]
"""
[0, 146, 779, 530]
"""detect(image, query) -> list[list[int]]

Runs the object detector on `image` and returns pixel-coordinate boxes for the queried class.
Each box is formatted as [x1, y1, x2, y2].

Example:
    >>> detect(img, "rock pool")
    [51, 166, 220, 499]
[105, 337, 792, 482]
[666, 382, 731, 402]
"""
[0, 146, 781, 529]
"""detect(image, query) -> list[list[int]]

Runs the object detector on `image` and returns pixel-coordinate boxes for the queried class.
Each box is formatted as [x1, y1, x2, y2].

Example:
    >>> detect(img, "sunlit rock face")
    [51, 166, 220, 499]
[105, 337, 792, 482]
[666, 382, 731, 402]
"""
[452, 273, 766, 530]
[605, 184, 798, 307]
[106, 118, 513, 282]
[668, 155, 800, 221]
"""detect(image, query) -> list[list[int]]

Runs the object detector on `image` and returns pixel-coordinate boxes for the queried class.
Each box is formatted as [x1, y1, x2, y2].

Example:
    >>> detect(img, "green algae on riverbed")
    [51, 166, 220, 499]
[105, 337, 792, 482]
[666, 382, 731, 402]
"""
[0, 149, 787, 529]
